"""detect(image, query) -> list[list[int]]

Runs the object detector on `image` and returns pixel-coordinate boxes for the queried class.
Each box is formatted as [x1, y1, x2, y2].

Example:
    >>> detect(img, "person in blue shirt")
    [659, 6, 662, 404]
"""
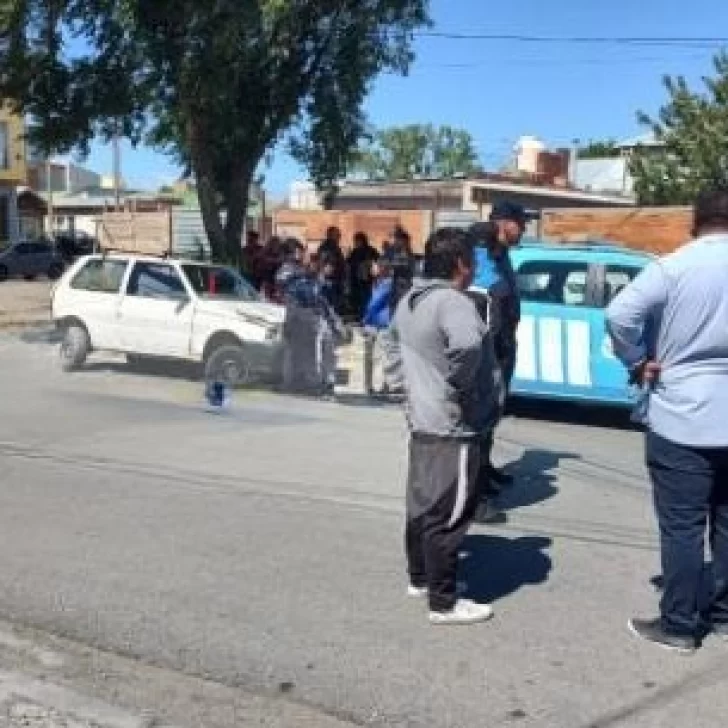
[468, 202, 527, 522]
[606, 187, 728, 654]
[362, 259, 396, 394]
[363, 259, 394, 329]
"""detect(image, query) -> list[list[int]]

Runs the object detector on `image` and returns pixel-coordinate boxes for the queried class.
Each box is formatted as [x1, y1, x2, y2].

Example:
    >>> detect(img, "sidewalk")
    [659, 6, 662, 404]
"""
[0, 282, 52, 329]
[0, 620, 355, 728]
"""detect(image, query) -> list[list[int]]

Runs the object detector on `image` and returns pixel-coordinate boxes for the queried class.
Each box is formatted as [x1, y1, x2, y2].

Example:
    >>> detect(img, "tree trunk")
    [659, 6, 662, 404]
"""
[222, 166, 253, 268]
[197, 171, 227, 262]
[187, 116, 227, 262]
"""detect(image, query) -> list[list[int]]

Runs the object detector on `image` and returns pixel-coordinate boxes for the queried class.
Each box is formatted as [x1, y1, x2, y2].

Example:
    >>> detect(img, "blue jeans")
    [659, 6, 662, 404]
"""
[646, 431, 728, 636]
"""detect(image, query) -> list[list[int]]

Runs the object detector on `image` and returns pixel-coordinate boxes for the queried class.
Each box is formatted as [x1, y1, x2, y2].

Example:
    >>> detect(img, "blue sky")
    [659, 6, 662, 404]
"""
[82, 0, 728, 197]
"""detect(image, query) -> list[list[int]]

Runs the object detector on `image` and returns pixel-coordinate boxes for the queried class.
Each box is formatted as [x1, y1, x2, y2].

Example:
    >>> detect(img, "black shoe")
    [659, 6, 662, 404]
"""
[627, 617, 697, 654]
[474, 501, 508, 525]
[488, 465, 515, 488]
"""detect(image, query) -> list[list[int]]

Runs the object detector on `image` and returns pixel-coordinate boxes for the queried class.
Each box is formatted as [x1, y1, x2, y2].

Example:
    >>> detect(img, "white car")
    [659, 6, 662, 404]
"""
[51, 254, 285, 384]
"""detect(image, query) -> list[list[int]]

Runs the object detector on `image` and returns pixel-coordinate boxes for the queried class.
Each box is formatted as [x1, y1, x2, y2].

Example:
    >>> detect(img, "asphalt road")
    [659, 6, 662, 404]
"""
[0, 330, 726, 728]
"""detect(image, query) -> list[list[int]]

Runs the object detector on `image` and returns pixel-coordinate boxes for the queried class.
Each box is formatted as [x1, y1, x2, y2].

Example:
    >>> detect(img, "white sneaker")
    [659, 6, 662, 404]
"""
[407, 585, 428, 599]
[408, 582, 467, 599]
[429, 599, 494, 626]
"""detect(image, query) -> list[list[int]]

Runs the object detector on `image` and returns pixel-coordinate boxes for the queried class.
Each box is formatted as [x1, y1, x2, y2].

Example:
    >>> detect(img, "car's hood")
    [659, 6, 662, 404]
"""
[194, 298, 285, 327]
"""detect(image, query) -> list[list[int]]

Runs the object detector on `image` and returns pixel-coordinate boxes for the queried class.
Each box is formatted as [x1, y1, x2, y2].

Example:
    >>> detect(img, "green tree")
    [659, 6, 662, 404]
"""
[577, 140, 621, 159]
[0, 1, 430, 263]
[352, 124, 481, 180]
[631, 52, 728, 205]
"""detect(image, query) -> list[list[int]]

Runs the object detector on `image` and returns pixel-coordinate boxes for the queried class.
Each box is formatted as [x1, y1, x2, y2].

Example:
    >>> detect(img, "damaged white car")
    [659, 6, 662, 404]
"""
[51, 254, 285, 385]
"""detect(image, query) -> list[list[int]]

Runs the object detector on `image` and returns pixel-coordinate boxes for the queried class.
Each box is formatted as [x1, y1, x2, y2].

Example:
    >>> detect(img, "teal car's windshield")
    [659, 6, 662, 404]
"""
[182, 265, 259, 302]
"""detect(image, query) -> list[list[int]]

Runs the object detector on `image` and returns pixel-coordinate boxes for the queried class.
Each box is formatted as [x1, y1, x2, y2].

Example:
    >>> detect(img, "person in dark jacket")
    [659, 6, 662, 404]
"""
[388, 226, 416, 312]
[317, 227, 347, 314]
[468, 202, 527, 507]
[347, 231, 380, 321]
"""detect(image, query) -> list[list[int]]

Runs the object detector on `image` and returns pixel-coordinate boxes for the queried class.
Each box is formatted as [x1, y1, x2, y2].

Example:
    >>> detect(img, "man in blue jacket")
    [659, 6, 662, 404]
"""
[468, 203, 527, 518]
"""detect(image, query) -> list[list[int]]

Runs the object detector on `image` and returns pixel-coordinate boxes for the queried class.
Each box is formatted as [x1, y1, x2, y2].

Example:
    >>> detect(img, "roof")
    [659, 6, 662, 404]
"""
[89, 252, 203, 265]
[617, 133, 663, 150]
[470, 179, 635, 205]
[335, 176, 635, 206]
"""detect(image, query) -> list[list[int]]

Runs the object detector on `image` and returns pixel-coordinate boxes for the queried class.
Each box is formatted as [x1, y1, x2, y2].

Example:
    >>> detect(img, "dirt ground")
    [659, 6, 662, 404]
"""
[0, 281, 53, 328]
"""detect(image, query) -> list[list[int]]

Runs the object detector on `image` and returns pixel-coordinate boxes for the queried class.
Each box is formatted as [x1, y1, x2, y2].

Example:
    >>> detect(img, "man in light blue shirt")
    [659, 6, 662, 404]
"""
[606, 187, 728, 654]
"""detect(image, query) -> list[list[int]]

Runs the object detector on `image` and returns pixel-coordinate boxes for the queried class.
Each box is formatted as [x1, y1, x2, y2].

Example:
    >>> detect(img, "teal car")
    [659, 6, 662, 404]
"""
[508, 240, 653, 407]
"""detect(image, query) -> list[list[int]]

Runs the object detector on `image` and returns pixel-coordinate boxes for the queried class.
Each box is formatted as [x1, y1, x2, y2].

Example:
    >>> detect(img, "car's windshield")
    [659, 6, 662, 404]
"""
[181, 264, 258, 301]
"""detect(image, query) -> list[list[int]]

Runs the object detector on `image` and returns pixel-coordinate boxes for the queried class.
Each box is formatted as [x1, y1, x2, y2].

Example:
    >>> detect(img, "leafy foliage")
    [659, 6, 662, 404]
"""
[0, 0, 430, 262]
[577, 140, 621, 159]
[631, 53, 728, 205]
[351, 124, 481, 180]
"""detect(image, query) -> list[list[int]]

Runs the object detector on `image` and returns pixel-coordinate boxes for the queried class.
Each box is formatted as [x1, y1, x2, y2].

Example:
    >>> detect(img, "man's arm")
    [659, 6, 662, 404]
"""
[440, 293, 486, 396]
[606, 261, 669, 375]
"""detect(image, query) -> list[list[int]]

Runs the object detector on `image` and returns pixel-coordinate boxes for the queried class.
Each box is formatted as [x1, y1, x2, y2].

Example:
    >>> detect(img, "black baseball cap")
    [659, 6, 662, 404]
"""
[490, 201, 529, 227]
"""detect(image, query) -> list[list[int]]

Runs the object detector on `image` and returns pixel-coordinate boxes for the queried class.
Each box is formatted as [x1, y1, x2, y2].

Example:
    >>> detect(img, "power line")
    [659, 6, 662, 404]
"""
[418, 54, 709, 69]
[419, 31, 728, 48]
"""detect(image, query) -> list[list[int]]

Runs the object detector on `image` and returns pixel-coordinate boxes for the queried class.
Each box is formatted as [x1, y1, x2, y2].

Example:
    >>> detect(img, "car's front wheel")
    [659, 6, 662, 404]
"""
[60, 323, 90, 372]
[204, 344, 251, 387]
[0, 265, 8, 282]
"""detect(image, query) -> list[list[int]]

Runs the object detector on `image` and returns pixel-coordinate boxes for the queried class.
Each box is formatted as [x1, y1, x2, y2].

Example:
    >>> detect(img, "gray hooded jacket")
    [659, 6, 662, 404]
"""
[390, 279, 502, 439]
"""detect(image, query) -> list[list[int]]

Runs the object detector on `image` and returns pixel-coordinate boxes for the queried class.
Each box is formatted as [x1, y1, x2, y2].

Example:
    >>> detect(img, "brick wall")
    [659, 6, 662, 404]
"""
[541, 207, 692, 254]
[273, 209, 430, 253]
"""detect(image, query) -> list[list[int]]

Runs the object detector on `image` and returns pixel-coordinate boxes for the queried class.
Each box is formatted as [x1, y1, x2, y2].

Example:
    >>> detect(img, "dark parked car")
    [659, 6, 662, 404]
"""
[54, 231, 97, 263]
[0, 240, 65, 282]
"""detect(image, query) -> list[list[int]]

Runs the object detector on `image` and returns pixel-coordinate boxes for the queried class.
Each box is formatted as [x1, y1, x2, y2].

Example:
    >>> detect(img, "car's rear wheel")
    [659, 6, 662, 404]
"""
[48, 261, 64, 281]
[60, 323, 90, 372]
[0, 265, 8, 282]
[204, 344, 251, 387]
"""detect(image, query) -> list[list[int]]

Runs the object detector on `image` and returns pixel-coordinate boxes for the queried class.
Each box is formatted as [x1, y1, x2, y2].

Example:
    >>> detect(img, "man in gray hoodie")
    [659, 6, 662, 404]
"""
[390, 227, 500, 626]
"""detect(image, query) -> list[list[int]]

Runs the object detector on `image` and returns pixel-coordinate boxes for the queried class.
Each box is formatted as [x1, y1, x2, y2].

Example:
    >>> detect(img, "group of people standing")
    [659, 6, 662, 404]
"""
[390, 187, 728, 646]
[240, 224, 419, 397]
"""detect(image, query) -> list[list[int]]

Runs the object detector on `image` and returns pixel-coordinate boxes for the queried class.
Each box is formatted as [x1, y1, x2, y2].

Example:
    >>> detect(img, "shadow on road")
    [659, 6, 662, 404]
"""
[497, 448, 581, 511]
[507, 397, 639, 431]
[83, 359, 202, 381]
[460, 534, 553, 604]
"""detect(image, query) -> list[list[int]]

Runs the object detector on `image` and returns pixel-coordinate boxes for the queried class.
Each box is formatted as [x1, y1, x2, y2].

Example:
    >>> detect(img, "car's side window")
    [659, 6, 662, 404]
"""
[517, 261, 592, 307]
[15, 243, 32, 255]
[71, 259, 129, 293]
[126, 262, 187, 300]
[603, 265, 642, 306]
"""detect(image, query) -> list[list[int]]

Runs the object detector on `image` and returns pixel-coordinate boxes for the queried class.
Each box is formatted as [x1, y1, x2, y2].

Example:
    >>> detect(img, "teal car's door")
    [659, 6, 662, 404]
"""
[512, 256, 605, 402]
[590, 261, 647, 402]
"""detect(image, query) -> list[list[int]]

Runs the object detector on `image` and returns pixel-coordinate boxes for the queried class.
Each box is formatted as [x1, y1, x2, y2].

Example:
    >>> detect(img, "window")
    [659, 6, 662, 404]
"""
[0, 194, 9, 242]
[604, 265, 642, 306]
[71, 259, 129, 293]
[517, 260, 592, 307]
[126, 262, 187, 300]
[14, 243, 34, 256]
[182, 264, 258, 301]
[0, 122, 8, 170]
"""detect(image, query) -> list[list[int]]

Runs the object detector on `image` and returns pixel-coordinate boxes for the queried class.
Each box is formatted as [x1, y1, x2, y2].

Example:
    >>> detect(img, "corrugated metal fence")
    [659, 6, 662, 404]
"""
[171, 208, 213, 260]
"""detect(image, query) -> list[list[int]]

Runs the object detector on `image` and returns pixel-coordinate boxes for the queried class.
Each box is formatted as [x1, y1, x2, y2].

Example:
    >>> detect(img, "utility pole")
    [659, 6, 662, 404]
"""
[46, 157, 54, 237]
[112, 132, 121, 211]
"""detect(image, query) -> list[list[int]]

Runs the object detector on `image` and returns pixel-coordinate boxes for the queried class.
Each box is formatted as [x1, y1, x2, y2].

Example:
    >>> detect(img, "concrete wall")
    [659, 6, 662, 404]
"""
[541, 206, 692, 254]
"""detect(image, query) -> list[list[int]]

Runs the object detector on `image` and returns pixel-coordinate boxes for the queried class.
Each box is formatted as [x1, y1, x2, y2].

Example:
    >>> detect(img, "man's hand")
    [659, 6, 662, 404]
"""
[630, 360, 661, 388]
